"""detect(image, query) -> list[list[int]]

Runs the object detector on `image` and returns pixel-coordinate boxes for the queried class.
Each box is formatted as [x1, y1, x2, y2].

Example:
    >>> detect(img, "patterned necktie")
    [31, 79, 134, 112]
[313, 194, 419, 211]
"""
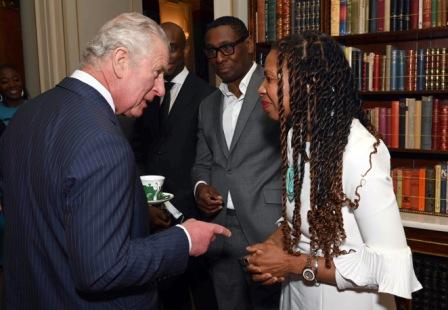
[159, 81, 174, 122]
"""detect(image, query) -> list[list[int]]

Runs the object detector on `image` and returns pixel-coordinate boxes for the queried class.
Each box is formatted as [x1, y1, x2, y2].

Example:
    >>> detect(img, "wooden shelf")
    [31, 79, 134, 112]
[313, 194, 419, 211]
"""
[333, 26, 448, 45]
[359, 90, 448, 100]
[389, 148, 448, 160]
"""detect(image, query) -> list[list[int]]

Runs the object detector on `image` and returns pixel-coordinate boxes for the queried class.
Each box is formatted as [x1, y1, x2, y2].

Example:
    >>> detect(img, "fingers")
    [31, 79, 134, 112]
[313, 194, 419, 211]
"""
[211, 224, 231, 237]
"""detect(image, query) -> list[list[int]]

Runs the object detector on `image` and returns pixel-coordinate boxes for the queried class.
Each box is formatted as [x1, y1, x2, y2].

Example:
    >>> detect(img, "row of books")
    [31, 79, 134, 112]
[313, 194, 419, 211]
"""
[332, 0, 448, 36]
[392, 164, 448, 214]
[255, 0, 321, 43]
[365, 97, 448, 150]
[343, 46, 447, 92]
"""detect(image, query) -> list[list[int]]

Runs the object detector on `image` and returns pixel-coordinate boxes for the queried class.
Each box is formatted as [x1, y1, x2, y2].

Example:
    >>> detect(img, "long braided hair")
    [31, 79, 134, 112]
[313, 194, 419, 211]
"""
[275, 32, 381, 267]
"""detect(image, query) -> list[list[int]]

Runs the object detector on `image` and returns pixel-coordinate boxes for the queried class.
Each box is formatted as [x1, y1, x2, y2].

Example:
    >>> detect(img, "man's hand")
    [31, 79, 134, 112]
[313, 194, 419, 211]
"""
[148, 205, 172, 231]
[181, 218, 231, 256]
[195, 183, 223, 215]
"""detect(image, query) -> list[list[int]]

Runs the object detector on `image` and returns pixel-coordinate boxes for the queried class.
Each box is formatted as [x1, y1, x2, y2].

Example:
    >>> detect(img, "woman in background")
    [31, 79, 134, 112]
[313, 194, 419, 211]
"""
[244, 32, 422, 309]
[0, 64, 28, 125]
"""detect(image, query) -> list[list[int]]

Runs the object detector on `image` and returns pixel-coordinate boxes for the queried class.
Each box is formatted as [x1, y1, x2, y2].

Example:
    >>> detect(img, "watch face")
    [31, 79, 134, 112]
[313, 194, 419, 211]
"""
[302, 267, 316, 282]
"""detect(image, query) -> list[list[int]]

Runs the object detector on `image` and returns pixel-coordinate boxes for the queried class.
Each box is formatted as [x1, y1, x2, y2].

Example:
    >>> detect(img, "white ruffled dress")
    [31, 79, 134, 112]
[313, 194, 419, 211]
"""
[280, 119, 422, 310]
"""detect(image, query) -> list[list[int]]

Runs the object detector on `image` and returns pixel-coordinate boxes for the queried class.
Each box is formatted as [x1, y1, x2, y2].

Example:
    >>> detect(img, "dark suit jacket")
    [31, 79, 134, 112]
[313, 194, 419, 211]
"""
[192, 65, 282, 258]
[133, 72, 215, 219]
[0, 77, 189, 309]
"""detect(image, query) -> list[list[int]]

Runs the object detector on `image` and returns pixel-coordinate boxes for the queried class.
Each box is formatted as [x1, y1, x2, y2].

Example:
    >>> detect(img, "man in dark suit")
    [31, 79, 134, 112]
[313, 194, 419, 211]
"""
[0, 13, 230, 309]
[192, 16, 282, 309]
[132, 22, 217, 310]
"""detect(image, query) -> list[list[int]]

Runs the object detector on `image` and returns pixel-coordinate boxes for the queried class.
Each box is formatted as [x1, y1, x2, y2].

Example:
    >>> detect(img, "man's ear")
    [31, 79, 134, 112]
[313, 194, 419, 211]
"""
[112, 47, 129, 79]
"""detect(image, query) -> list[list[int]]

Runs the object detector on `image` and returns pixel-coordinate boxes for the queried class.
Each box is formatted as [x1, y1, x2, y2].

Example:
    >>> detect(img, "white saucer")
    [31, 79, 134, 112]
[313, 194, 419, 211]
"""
[147, 192, 174, 204]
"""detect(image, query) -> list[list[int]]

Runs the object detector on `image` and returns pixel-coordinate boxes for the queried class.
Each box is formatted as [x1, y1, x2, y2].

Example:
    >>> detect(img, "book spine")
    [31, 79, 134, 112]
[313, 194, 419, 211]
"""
[391, 100, 400, 147]
[257, 0, 266, 42]
[439, 47, 447, 90]
[402, 168, 412, 209]
[398, 49, 405, 91]
[431, 0, 438, 27]
[384, 0, 391, 31]
[399, 98, 407, 148]
[391, 49, 398, 90]
[421, 96, 433, 150]
[423, 0, 432, 29]
[407, 49, 416, 91]
[441, 163, 447, 214]
[418, 168, 426, 211]
[435, 164, 442, 213]
[373, 53, 381, 91]
[369, 0, 377, 32]
[410, 0, 419, 29]
[340, 0, 348, 35]
[417, 48, 426, 91]
[397, 168, 403, 208]
[403, 0, 410, 30]
[414, 99, 422, 149]
[331, 0, 341, 35]
[406, 98, 415, 149]
[432, 98, 440, 150]
[425, 167, 436, 212]
[409, 169, 420, 210]
[377, 0, 385, 31]
[439, 99, 448, 151]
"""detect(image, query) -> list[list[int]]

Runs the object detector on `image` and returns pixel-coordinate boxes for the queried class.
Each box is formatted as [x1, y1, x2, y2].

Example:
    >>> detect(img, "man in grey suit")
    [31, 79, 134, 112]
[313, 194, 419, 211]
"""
[192, 16, 282, 310]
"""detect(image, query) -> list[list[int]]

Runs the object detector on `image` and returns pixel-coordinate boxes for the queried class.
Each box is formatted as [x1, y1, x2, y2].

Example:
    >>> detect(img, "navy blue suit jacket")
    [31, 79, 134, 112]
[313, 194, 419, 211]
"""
[0, 78, 189, 309]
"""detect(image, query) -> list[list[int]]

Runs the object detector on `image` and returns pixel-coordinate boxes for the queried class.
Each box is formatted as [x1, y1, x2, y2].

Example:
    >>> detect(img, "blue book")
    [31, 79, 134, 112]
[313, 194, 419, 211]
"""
[391, 0, 398, 31]
[398, 49, 405, 91]
[417, 48, 426, 91]
[369, 0, 377, 32]
[391, 49, 398, 90]
[421, 96, 433, 150]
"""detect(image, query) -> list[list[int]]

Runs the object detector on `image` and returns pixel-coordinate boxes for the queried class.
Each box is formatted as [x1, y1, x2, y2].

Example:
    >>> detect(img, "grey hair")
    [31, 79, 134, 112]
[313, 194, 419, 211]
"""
[81, 12, 168, 67]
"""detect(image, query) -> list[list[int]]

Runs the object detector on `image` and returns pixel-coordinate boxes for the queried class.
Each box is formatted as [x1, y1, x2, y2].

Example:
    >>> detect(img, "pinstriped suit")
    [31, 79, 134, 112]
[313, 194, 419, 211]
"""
[0, 77, 190, 309]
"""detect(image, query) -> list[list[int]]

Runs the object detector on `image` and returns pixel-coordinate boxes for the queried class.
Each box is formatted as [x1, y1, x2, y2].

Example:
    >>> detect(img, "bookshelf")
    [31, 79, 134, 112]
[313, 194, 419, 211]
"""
[248, 1, 448, 307]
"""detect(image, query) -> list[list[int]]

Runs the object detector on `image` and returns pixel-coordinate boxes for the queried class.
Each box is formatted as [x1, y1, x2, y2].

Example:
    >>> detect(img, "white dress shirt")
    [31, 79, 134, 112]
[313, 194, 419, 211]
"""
[162, 66, 189, 113]
[71, 70, 115, 112]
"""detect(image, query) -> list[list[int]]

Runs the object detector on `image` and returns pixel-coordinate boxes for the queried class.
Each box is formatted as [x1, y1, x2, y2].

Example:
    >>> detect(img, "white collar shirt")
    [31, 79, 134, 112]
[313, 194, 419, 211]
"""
[71, 70, 115, 112]
[163, 66, 189, 113]
[218, 62, 257, 209]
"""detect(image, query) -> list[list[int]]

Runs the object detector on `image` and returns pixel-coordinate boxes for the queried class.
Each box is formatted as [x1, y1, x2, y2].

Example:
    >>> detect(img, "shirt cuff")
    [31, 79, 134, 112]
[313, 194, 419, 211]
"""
[194, 180, 207, 196]
[176, 224, 192, 253]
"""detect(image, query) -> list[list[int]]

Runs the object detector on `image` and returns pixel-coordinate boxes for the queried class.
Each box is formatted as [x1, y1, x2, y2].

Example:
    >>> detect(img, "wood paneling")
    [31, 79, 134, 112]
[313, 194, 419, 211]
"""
[0, 7, 24, 79]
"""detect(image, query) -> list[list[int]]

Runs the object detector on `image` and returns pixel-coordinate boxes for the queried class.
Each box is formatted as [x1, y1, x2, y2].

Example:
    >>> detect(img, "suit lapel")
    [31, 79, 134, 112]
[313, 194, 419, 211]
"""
[229, 65, 264, 153]
[212, 92, 230, 158]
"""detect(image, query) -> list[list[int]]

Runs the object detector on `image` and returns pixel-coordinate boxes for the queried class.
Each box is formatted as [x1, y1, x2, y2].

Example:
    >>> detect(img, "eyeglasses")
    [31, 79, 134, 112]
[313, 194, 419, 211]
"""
[203, 35, 249, 59]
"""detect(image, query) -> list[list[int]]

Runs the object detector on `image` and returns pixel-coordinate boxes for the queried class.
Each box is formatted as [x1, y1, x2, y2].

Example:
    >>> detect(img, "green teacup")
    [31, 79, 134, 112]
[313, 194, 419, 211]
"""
[140, 175, 165, 202]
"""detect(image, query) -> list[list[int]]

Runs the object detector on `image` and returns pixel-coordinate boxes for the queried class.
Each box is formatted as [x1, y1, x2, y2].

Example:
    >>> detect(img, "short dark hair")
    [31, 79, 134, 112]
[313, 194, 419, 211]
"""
[206, 16, 249, 38]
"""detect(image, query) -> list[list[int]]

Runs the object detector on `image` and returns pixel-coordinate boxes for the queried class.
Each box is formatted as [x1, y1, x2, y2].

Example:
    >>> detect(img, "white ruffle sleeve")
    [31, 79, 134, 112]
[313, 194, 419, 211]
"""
[334, 131, 422, 299]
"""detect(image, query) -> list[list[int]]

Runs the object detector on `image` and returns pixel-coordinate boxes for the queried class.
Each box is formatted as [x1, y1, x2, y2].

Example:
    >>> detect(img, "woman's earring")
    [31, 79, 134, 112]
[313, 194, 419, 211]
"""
[21, 90, 25, 97]
[0, 94, 3, 102]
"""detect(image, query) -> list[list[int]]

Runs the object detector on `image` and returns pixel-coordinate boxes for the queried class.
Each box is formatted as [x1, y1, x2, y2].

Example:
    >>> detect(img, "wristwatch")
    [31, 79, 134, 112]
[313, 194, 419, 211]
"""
[302, 254, 317, 282]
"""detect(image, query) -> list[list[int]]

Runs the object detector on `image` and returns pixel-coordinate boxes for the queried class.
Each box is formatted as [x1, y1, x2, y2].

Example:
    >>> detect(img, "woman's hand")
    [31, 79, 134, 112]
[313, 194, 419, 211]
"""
[245, 239, 296, 285]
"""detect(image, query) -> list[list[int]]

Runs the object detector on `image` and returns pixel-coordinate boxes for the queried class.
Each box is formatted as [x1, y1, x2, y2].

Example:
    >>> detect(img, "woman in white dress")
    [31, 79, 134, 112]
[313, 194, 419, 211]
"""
[243, 31, 422, 309]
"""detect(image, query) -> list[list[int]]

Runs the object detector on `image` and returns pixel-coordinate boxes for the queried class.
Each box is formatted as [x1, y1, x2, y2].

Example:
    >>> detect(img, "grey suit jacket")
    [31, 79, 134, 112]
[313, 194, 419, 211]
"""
[192, 65, 282, 257]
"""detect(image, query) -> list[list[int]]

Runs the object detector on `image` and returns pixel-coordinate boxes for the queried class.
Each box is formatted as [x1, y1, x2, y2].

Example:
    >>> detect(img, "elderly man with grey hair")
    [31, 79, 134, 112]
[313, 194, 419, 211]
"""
[0, 12, 230, 309]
